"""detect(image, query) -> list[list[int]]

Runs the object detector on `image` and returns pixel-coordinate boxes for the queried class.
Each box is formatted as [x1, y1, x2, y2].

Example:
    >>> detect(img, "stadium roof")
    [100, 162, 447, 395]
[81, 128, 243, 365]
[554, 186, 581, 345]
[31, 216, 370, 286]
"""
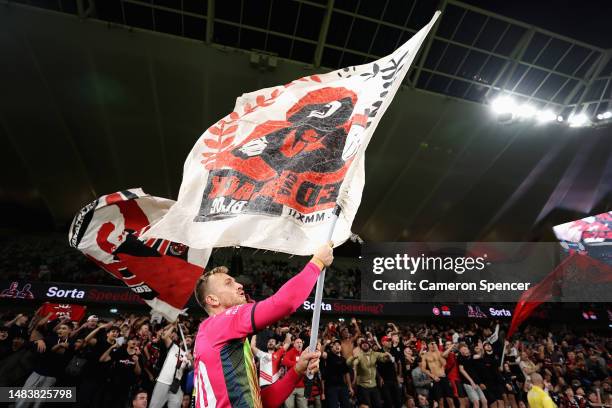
[1, 1, 610, 243]
[16, 0, 612, 118]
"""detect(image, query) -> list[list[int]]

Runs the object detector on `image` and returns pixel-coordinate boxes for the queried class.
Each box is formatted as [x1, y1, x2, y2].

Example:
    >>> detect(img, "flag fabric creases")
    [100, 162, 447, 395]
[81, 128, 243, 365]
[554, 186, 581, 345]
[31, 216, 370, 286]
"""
[141, 12, 440, 255]
[68, 188, 211, 321]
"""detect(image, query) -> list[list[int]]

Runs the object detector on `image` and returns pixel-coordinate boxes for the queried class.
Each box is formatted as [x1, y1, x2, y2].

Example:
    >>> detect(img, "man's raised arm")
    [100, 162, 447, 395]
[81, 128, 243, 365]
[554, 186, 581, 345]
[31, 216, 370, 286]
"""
[252, 243, 333, 331]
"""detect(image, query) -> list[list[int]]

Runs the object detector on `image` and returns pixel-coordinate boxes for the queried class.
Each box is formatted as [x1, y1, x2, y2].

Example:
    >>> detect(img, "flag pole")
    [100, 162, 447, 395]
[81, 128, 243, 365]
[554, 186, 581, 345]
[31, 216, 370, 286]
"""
[308, 206, 341, 356]
[177, 319, 189, 355]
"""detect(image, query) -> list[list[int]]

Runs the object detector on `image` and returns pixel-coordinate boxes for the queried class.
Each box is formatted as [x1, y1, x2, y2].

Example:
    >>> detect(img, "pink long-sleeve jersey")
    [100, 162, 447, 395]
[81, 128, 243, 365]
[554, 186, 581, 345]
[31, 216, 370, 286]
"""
[193, 261, 321, 408]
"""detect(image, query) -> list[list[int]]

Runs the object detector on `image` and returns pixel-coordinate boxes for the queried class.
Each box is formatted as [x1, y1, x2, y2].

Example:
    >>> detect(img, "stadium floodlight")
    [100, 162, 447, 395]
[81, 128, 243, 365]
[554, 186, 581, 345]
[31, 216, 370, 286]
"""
[490, 96, 517, 115]
[516, 104, 538, 119]
[536, 110, 557, 123]
[568, 113, 590, 127]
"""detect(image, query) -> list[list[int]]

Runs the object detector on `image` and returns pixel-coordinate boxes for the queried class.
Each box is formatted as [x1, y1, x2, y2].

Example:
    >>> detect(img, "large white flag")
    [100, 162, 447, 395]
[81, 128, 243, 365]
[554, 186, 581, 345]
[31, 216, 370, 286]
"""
[143, 13, 440, 255]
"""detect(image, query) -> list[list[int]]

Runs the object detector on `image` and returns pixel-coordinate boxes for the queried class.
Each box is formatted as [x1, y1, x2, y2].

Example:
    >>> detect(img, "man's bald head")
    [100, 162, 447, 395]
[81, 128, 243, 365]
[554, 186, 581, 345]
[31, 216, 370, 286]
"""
[531, 373, 544, 386]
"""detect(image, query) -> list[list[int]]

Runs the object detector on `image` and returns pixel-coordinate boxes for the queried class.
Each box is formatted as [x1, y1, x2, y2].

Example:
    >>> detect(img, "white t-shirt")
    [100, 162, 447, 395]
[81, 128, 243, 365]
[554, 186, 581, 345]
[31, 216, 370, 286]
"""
[157, 343, 185, 385]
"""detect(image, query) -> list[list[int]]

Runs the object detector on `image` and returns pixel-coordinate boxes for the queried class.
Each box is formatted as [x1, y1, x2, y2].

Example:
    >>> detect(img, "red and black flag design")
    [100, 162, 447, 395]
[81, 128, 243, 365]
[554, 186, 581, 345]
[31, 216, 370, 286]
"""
[69, 188, 211, 321]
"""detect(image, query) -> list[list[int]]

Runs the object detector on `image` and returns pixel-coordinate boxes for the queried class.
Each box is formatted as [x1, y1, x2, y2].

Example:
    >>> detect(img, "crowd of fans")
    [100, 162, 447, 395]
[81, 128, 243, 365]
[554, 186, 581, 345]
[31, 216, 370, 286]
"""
[251, 319, 611, 408]
[0, 237, 359, 299]
[0, 309, 195, 408]
[232, 258, 359, 300]
[0, 234, 109, 285]
[0, 307, 610, 408]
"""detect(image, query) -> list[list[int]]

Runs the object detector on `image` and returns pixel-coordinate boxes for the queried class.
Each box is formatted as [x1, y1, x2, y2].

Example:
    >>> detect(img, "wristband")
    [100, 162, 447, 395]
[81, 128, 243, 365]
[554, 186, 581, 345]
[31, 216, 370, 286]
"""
[310, 257, 325, 270]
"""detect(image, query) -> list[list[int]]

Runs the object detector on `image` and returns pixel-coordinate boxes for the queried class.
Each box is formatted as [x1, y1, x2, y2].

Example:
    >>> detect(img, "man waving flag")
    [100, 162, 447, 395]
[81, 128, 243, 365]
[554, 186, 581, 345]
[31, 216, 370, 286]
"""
[142, 13, 440, 408]
[142, 12, 440, 255]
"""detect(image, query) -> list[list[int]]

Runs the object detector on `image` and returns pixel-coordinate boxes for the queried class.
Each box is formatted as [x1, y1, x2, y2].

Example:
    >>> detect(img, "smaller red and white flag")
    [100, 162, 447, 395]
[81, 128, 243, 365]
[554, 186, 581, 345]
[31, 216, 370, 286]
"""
[38, 302, 87, 322]
[68, 188, 211, 321]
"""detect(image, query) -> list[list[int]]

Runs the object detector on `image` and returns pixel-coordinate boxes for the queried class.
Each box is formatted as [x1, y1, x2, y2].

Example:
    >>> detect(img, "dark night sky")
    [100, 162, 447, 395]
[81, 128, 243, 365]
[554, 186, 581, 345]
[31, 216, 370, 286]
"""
[464, 0, 612, 48]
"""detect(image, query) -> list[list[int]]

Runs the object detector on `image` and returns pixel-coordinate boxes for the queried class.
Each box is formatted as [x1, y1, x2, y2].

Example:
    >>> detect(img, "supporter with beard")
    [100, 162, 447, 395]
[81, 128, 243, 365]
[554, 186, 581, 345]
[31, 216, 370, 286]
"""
[100, 336, 143, 407]
[348, 336, 392, 408]
[252, 332, 291, 387]
[76, 321, 120, 408]
[322, 339, 353, 408]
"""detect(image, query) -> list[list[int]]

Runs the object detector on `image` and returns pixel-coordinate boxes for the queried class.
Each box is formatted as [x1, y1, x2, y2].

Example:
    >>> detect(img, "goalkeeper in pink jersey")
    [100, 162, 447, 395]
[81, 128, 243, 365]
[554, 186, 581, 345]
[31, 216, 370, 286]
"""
[192, 243, 334, 408]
